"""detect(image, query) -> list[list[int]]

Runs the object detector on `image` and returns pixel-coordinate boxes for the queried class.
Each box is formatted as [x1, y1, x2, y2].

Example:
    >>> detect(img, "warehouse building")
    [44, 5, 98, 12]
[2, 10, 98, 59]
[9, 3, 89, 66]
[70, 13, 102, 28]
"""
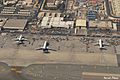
[76, 19, 87, 29]
[40, 13, 74, 29]
[75, 19, 88, 35]
[88, 20, 113, 30]
[3, 19, 28, 31]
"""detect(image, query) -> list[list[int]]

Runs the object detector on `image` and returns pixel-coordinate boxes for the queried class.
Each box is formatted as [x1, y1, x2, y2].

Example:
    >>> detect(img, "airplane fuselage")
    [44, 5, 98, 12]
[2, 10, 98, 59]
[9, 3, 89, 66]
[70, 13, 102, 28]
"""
[43, 41, 47, 49]
[42, 41, 49, 51]
[36, 41, 56, 53]
[18, 35, 23, 41]
[99, 39, 104, 49]
[14, 35, 27, 44]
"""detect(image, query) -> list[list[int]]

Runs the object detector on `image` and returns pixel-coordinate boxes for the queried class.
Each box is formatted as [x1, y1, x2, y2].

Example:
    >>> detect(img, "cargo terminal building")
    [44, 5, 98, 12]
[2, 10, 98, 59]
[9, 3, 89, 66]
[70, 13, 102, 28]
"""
[1, 19, 28, 32]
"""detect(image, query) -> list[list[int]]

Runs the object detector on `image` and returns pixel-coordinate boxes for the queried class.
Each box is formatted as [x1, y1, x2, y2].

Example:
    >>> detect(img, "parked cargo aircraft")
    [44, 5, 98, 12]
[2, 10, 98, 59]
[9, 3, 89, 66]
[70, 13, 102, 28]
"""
[13, 35, 28, 44]
[36, 41, 56, 53]
[95, 39, 109, 50]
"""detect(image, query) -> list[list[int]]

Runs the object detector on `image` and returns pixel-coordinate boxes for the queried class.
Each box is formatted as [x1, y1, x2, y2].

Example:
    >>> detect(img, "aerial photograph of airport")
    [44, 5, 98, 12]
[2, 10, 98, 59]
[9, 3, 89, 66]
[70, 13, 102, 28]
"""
[0, 0, 120, 80]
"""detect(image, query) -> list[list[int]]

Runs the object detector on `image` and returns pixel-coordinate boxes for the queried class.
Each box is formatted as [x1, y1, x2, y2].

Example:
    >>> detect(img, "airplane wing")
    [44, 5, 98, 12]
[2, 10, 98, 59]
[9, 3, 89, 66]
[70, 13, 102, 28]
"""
[12, 38, 19, 41]
[103, 43, 109, 46]
[100, 47, 107, 50]
[94, 43, 99, 46]
[21, 38, 28, 41]
[48, 48, 57, 51]
[14, 41, 23, 44]
[36, 47, 43, 50]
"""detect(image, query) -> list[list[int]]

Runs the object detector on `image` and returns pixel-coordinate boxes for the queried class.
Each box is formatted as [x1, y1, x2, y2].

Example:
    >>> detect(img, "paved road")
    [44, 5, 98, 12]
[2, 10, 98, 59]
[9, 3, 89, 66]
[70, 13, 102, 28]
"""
[0, 62, 120, 80]
[21, 64, 120, 80]
[0, 48, 118, 66]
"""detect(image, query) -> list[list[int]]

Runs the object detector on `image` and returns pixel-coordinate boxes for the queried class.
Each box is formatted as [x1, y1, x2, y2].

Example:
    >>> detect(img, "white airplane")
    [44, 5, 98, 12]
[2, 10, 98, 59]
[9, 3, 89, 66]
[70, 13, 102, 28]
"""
[95, 39, 109, 50]
[36, 41, 56, 53]
[13, 35, 28, 44]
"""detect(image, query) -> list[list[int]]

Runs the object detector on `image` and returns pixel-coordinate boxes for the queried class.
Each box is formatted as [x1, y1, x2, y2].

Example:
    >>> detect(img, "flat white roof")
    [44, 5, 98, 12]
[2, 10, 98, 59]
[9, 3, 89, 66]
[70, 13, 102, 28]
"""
[40, 16, 74, 28]
[76, 19, 86, 27]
